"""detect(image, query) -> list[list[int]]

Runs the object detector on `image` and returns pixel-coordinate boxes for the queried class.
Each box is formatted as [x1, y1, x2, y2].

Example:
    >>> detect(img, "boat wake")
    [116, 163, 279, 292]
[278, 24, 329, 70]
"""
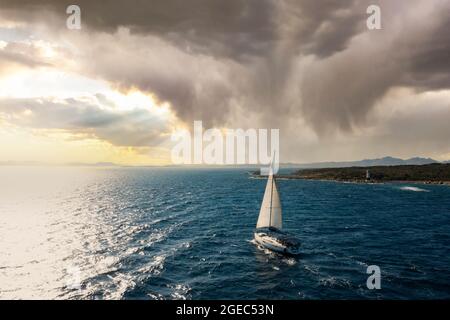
[399, 186, 430, 192]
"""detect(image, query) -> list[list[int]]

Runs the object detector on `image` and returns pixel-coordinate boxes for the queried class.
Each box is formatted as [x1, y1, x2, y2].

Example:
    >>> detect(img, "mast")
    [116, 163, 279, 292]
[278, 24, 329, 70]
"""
[268, 152, 274, 226]
[269, 169, 274, 227]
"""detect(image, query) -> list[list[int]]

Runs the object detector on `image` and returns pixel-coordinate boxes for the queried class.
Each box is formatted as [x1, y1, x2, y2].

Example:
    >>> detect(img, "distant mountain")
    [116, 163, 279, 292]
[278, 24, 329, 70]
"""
[293, 156, 438, 169]
[404, 157, 439, 165]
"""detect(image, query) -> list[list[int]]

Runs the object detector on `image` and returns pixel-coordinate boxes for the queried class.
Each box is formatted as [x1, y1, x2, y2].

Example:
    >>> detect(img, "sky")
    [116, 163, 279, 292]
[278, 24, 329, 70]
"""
[0, 0, 449, 165]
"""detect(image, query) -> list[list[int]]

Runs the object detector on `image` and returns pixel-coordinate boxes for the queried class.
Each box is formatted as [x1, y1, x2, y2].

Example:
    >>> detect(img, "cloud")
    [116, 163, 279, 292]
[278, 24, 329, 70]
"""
[1, 0, 450, 161]
[370, 90, 450, 155]
[0, 96, 171, 147]
[285, 88, 450, 161]
[0, 41, 52, 77]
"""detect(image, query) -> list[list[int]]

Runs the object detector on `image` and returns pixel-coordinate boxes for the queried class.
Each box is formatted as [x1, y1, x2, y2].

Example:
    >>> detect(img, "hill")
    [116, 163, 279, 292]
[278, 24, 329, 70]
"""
[291, 163, 450, 184]
[292, 156, 438, 169]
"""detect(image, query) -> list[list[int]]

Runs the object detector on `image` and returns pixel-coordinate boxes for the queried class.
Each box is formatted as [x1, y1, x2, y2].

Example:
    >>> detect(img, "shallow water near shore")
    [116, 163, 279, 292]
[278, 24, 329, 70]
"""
[1, 167, 449, 299]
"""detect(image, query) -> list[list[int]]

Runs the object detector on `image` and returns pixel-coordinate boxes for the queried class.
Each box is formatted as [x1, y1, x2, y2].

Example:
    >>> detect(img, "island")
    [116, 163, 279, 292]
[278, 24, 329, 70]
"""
[252, 163, 450, 185]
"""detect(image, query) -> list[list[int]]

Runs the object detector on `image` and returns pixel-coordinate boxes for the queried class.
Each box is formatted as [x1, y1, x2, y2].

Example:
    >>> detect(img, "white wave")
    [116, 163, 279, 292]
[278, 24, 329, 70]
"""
[95, 256, 120, 275]
[399, 186, 430, 192]
[303, 264, 320, 275]
[355, 260, 369, 268]
[105, 272, 136, 300]
[319, 276, 351, 288]
[168, 283, 191, 300]
[138, 254, 166, 275]
[283, 257, 297, 266]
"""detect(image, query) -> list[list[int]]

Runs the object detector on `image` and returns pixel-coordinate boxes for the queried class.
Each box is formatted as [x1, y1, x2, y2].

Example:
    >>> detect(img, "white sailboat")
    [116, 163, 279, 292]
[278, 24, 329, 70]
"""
[254, 167, 300, 255]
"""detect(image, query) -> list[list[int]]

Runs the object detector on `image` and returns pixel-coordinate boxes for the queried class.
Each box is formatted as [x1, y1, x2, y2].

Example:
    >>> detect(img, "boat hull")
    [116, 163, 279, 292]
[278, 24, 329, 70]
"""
[254, 230, 300, 255]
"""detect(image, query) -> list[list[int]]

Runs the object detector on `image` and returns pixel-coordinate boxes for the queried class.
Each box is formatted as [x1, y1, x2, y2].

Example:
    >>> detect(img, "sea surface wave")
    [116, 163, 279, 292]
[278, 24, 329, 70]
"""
[1, 167, 449, 299]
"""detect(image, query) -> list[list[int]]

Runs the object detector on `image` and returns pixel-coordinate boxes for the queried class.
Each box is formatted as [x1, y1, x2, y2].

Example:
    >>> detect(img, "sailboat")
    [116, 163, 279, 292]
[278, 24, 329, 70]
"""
[254, 166, 300, 255]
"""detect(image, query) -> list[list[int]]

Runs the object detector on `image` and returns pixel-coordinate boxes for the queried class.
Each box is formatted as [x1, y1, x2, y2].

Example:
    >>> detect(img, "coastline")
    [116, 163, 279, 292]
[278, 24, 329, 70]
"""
[250, 163, 450, 186]
[249, 173, 450, 186]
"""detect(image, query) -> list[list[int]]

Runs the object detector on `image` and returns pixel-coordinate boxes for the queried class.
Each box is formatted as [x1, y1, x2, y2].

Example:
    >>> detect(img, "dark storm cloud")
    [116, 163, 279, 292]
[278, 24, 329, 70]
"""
[278, 0, 368, 57]
[0, 97, 169, 147]
[399, 16, 450, 90]
[1, 0, 275, 61]
[1, 0, 450, 135]
[1, 0, 366, 60]
[295, 0, 450, 134]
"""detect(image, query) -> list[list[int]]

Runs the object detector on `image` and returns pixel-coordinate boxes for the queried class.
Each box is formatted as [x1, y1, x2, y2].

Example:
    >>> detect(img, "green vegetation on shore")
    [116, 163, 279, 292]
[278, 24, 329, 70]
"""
[291, 163, 450, 183]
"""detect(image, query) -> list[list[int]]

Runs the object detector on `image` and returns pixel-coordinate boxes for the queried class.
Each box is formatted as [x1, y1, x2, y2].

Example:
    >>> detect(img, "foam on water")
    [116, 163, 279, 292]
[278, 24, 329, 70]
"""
[399, 186, 430, 192]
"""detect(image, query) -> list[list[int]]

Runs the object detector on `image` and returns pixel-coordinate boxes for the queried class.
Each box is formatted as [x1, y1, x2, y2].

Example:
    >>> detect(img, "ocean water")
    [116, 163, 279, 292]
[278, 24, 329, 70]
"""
[0, 167, 449, 300]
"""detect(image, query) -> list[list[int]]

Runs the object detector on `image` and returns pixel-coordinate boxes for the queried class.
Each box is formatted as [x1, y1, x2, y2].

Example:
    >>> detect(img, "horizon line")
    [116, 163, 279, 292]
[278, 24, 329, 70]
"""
[0, 156, 447, 168]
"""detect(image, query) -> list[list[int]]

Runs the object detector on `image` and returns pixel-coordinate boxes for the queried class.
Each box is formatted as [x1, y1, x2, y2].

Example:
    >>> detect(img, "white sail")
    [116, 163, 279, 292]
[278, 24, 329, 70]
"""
[256, 171, 282, 229]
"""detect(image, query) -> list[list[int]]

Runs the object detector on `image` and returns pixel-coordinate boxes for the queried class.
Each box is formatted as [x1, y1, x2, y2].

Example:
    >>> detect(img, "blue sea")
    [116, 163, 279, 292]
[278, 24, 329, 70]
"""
[0, 167, 449, 299]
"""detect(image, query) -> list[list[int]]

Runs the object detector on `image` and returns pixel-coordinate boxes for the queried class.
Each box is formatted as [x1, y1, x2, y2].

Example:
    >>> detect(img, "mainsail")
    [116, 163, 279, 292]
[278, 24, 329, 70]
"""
[256, 169, 282, 229]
